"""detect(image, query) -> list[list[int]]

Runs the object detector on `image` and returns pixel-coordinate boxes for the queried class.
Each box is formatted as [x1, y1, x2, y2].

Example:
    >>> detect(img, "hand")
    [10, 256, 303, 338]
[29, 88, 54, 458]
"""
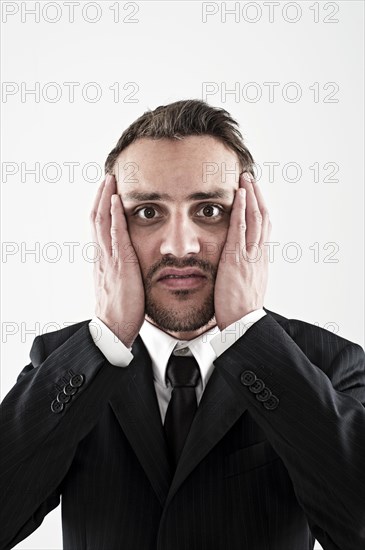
[90, 174, 145, 348]
[214, 172, 272, 330]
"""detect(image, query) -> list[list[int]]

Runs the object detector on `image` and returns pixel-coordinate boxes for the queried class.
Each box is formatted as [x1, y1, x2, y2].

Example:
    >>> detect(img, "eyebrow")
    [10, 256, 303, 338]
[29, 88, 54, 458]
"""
[123, 189, 232, 202]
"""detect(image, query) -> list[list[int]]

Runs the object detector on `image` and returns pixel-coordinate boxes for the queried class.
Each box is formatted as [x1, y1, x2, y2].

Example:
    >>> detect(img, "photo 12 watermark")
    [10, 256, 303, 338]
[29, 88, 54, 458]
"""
[200, 161, 340, 184]
[201, 2, 340, 24]
[1, 1, 140, 24]
[1, 318, 341, 345]
[1, 81, 140, 103]
[1, 240, 340, 265]
[1, 160, 340, 184]
[201, 81, 340, 103]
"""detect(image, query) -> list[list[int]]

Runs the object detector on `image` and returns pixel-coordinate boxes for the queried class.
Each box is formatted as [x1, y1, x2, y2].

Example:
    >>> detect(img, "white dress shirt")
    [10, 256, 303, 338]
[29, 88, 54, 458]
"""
[89, 309, 266, 424]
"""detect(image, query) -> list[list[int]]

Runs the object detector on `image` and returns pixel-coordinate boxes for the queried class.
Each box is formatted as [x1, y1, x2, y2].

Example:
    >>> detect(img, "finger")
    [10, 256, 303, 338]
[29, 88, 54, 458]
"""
[90, 179, 106, 221]
[251, 180, 271, 248]
[224, 185, 246, 263]
[110, 194, 139, 268]
[90, 179, 106, 242]
[240, 173, 262, 250]
[95, 174, 116, 256]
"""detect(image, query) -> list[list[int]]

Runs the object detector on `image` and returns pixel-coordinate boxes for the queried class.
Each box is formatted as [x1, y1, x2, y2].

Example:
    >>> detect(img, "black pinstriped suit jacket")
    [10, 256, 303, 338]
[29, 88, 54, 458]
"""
[1, 308, 365, 550]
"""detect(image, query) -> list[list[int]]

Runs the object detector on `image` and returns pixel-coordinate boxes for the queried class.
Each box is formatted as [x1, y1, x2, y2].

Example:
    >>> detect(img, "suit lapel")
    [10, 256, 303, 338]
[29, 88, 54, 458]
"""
[108, 336, 173, 507]
[107, 334, 245, 508]
[108, 308, 287, 508]
[164, 309, 288, 507]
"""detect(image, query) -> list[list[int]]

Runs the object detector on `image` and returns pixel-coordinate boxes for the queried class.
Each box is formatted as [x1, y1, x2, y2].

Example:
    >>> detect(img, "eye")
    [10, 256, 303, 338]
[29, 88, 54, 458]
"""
[132, 203, 226, 222]
[133, 206, 161, 220]
[196, 204, 225, 219]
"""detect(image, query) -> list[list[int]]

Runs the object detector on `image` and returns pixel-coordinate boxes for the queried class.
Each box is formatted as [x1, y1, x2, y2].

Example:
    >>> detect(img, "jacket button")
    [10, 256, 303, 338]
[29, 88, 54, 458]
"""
[249, 379, 265, 394]
[256, 388, 272, 402]
[263, 395, 280, 410]
[70, 374, 85, 388]
[240, 371, 257, 386]
[57, 391, 71, 404]
[64, 384, 78, 396]
[51, 399, 64, 413]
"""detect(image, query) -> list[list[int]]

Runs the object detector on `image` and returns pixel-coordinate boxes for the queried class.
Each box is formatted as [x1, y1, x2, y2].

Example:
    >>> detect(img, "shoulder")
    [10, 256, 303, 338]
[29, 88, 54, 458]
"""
[29, 319, 92, 366]
[263, 307, 364, 368]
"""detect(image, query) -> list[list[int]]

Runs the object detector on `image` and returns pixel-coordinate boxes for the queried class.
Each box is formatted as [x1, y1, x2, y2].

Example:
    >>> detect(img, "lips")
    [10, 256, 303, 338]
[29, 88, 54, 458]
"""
[157, 268, 206, 281]
[156, 269, 208, 292]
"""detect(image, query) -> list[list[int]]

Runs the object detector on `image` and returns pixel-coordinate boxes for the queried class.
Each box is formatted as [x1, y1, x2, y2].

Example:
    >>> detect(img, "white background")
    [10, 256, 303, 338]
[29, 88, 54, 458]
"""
[1, 1, 364, 549]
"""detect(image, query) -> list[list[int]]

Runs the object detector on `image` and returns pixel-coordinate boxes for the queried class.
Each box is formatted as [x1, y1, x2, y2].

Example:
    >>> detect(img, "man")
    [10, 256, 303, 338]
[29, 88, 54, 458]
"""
[1, 100, 364, 550]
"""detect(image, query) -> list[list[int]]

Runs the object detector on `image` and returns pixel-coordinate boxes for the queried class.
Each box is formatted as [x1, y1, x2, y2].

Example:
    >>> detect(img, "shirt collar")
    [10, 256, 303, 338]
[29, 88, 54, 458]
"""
[139, 318, 220, 391]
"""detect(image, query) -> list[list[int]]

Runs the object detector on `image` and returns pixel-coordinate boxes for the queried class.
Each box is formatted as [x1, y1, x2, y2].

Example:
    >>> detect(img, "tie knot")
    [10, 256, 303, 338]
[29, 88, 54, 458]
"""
[166, 355, 201, 388]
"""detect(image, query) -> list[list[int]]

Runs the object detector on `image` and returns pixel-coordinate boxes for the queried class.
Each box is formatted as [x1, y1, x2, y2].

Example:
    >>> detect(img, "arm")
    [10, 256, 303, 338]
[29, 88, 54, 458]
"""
[214, 313, 365, 550]
[213, 173, 364, 549]
[0, 322, 129, 549]
[1, 174, 144, 549]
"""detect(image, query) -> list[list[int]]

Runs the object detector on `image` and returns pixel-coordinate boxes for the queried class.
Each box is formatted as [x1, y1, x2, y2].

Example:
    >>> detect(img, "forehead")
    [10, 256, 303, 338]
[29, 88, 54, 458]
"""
[114, 135, 240, 198]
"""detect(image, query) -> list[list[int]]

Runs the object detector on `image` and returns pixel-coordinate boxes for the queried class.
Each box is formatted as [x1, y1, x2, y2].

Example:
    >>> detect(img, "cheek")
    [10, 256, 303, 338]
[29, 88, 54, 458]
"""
[128, 236, 159, 277]
[203, 247, 223, 278]
[201, 230, 227, 264]
[126, 223, 150, 251]
[131, 244, 151, 272]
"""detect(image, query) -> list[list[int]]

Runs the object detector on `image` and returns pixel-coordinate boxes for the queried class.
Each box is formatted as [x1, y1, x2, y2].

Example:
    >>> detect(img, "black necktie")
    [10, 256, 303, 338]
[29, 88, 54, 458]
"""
[164, 353, 201, 469]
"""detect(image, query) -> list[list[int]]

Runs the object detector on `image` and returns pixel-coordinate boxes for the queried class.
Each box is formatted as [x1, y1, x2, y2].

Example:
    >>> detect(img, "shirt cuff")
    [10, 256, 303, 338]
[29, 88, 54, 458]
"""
[88, 317, 134, 367]
[210, 309, 267, 359]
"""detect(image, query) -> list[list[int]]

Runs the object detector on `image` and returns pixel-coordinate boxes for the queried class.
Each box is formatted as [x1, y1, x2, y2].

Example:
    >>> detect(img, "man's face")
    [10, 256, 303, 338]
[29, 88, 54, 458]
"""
[114, 135, 241, 338]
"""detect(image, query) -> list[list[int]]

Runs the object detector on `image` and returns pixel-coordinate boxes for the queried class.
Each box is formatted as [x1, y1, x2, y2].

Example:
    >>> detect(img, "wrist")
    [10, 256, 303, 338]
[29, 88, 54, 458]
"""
[97, 316, 139, 348]
[216, 307, 264, 331]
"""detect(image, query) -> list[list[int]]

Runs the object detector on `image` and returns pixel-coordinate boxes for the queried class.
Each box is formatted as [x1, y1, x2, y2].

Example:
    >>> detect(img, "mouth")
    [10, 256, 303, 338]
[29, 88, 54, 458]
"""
[157, 269, 207, 288]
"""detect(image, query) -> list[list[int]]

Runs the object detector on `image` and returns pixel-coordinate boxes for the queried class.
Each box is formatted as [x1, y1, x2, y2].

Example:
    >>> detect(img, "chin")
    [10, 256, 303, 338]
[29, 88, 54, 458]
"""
[145, 291, 215, 334]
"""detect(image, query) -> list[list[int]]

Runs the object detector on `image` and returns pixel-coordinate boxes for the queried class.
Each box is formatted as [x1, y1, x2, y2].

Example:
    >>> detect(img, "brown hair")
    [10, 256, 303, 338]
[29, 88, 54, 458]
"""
[104, 99, 255, 179]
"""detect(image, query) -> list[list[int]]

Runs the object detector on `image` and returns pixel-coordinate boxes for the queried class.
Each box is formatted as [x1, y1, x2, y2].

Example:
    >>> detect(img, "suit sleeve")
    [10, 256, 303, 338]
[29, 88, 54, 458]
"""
[214, 313, 365, 550]
[0, 323, 130, 550]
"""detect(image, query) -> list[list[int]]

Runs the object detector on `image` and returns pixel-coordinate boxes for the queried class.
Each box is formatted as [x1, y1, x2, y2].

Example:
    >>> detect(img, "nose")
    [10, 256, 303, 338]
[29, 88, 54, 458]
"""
[160, 211, 200, 257]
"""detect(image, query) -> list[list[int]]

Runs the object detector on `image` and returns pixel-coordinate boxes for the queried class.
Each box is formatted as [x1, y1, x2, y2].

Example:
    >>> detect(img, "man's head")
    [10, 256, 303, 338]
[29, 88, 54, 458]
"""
[105, 100, 255, 339]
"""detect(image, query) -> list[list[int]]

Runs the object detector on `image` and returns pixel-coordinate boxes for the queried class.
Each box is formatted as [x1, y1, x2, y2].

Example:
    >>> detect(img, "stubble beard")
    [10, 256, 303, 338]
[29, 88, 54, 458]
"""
[142, 255, 219, 333]
[144, 285, 215, 332]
